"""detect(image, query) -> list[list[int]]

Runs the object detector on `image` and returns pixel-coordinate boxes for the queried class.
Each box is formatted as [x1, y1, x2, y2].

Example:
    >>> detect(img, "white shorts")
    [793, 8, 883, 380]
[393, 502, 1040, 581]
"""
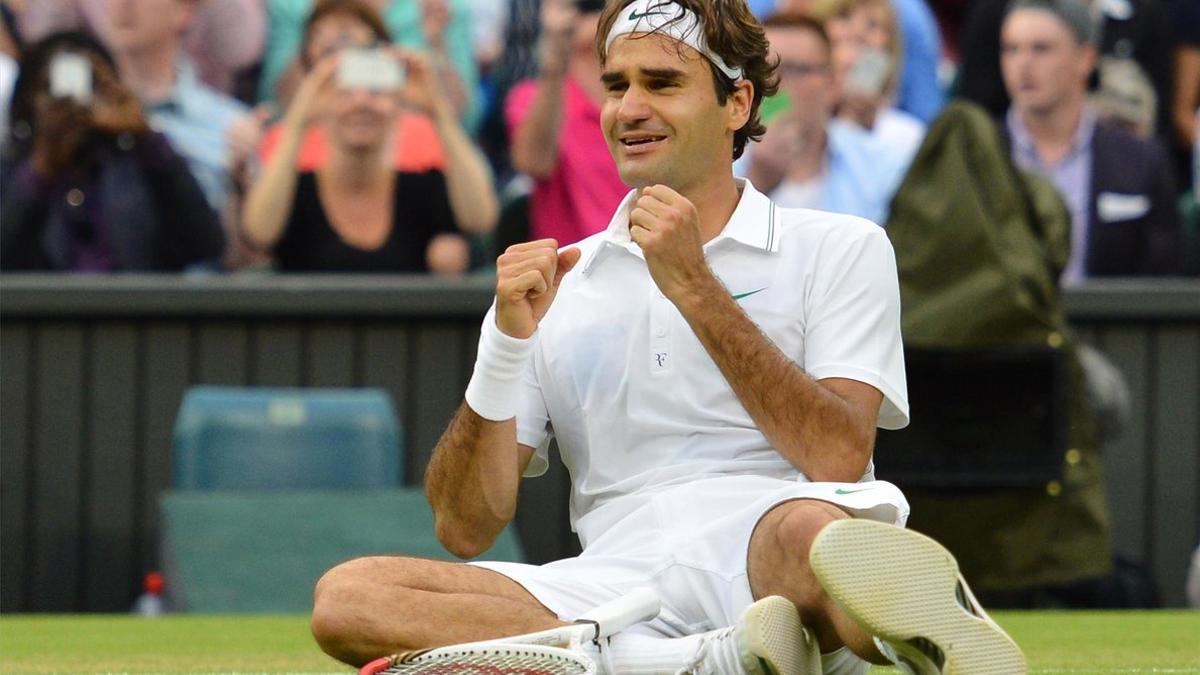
[472, 475, 909, 675]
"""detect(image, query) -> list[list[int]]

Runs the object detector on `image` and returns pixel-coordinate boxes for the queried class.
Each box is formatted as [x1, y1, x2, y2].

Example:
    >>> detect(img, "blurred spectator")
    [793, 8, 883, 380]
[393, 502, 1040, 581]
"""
[468, 0, 509, 75]
[256, 0, 445, 173]
[957, 0, 1173, 140]
[1, 31, 224, 271]
[999, 0, 1181, 283]
[812, 0, 927, 163]
[0, 1, 20, 140]
[1167, 0, 1198, 188]
[89, 0, 263, 267]
[927, 0, 969, 65]
[486, 0, 541, 97]
[741, 13, 910, 225]
[180, 0, 265, 98]
[758, 0, 946, 124]
[475, 0, 541, 182]
[506, 0, 624, 246]
[885, 0, 945, 123]
[261, 0, 479, 130]
[240, 39, 496, 272]
[17, 0, 264, 98]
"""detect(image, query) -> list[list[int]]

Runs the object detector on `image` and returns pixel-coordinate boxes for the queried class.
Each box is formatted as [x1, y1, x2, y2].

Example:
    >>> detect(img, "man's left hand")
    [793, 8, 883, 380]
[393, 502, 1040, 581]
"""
[629, 185, 718, 304]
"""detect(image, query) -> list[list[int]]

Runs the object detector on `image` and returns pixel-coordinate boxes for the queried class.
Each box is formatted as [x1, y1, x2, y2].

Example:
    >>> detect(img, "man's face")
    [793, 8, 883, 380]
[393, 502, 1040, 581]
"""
[600, 33, 750, 191]
[767, 25, 834, 128]
[99, 0, 192, 55]
[1000, 8, 1095, 115]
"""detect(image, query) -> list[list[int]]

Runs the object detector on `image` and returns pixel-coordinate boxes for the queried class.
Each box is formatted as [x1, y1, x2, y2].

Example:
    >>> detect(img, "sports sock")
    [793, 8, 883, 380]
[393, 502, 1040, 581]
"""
[582, 632, 707, 675]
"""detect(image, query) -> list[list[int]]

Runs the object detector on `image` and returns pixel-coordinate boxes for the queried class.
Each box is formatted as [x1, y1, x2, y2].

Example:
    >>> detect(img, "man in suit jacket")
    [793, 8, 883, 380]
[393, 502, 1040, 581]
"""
[961, 0, 1173, 139]
[999, 0, 1181, 283]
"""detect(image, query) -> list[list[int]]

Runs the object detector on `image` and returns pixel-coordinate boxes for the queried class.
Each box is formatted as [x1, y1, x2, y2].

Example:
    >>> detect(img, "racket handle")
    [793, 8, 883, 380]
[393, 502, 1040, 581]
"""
[359, 655, 395, 675]
[578, 587, 661, 638]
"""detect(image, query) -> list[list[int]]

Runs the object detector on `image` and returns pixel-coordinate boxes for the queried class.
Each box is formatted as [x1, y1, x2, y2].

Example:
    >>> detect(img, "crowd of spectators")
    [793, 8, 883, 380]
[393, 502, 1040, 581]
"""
[0, 0, 1196, 279]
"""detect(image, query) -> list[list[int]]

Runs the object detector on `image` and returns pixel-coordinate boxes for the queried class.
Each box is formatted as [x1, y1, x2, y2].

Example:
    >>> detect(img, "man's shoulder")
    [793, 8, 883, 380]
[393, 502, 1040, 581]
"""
[176, 70, 249, 124]
[1091, 120, 1167, 161]
[773, 203, 889, 249]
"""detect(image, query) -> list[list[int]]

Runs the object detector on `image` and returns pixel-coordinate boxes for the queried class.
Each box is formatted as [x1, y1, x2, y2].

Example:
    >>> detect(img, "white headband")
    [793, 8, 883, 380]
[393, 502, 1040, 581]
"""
[604, 0, 744, 81]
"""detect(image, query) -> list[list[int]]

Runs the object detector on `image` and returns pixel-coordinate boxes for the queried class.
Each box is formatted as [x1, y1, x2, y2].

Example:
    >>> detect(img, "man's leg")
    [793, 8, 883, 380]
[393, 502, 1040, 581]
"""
[748, 499, 1027, 674]
[746, 499, 887, 664]
[310, 556, 565, 666]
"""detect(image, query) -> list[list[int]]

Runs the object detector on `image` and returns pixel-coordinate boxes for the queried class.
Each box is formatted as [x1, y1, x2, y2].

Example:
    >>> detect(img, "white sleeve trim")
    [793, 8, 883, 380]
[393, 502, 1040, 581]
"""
[809, 362, 910, 430]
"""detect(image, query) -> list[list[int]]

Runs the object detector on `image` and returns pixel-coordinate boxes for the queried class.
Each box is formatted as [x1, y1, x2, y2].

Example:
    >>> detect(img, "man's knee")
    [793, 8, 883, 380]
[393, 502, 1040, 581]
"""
[310, 556, 414, 657]
[771, 500, 849, 559]
[752, 499, 850, 612]
[315, 556, 389, 606]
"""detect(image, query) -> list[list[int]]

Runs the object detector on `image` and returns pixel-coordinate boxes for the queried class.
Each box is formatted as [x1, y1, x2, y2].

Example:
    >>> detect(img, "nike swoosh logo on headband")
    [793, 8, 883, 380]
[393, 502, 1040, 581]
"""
[629, 1, 674, 21]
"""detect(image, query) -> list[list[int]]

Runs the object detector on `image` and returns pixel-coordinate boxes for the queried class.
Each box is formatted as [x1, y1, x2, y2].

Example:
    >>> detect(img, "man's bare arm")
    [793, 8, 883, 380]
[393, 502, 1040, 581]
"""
[630, 185, 880, 481]
[425, 407, 534, 559]
[427, 240, 579, 558]
[677, 283, 879, 482]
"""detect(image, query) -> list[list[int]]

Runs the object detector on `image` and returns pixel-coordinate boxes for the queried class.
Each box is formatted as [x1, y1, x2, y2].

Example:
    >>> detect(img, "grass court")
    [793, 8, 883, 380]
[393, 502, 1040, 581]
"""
[1, 611, 1197, 674]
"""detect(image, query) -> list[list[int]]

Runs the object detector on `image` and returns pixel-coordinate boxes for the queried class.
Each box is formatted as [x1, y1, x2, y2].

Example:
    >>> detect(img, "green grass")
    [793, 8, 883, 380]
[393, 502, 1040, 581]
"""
[0, 612, 1197, 674]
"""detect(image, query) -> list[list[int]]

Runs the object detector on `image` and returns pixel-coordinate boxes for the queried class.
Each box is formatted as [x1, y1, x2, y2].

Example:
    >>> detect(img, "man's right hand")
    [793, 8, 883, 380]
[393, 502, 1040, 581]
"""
[495, 240, 581, 339]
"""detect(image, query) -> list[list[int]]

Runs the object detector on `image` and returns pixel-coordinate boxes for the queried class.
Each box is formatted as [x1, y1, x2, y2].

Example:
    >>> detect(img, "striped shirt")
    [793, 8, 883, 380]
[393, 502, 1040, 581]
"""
[1007, 107, 1096, 286]
[145, 60, 248, 211]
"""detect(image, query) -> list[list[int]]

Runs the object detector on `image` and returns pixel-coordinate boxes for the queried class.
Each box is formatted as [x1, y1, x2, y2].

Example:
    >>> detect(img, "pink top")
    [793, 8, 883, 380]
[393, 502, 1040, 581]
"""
[506, 76, 628, 246]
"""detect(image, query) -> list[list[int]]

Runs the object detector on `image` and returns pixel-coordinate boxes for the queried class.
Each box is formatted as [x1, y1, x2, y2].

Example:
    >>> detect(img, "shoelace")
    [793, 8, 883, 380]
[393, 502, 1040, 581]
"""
[590, 637, 617, 675]
[675, 626, 739, 675]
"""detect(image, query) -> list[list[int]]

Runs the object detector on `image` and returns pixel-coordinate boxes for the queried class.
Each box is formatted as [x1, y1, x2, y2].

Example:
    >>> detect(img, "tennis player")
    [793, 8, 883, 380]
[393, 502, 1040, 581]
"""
[311, 1, 1024, 673]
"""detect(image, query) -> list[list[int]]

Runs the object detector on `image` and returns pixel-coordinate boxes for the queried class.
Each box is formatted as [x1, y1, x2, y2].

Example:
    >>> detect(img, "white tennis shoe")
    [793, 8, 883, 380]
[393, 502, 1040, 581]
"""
[809, 519, 1027, 675]
[681, 595, 820, 675]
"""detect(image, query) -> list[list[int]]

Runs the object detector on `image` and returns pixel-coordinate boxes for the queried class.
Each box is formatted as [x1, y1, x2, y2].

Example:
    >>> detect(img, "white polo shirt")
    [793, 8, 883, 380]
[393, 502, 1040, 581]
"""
[502, 178, 908, 542]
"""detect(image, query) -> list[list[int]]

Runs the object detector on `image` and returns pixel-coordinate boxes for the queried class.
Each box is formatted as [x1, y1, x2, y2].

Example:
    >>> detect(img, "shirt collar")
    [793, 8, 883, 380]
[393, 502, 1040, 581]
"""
[1006, 106, 1096, 165]
[582, 178, 779, 275]
[146, 58, 199, 115]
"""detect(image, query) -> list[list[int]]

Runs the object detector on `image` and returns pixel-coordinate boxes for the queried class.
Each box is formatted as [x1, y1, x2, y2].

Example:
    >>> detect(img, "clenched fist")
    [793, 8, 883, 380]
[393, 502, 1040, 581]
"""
[629, 185, 716, 303]
[495, 239, 581, 339]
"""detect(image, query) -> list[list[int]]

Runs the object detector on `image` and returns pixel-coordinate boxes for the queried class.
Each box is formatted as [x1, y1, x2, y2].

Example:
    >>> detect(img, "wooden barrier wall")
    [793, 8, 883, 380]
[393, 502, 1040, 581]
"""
[1, 275, 1197, 611]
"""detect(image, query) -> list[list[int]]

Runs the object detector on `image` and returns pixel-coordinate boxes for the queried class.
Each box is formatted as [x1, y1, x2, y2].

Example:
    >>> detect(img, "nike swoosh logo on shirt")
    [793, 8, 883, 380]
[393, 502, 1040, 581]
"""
[731, 288, 767, 301]
[834, 487, 872, 495]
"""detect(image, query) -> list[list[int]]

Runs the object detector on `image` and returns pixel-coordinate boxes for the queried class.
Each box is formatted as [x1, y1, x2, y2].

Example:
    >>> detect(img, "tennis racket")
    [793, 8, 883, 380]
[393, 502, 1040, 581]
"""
[359, 587, 662, 675]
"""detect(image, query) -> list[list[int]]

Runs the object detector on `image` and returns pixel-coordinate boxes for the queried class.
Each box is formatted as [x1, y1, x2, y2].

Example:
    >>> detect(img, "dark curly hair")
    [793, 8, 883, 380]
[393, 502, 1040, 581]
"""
[596, 0, 780, 160]
[5, 30, 118, 157]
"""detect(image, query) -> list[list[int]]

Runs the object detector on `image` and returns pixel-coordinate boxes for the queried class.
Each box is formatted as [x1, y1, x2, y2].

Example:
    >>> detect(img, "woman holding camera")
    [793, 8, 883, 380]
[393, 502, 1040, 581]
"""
[812, 0, 926, 162]
[1, 31, 225, 272]
[241, 1, 497, 273]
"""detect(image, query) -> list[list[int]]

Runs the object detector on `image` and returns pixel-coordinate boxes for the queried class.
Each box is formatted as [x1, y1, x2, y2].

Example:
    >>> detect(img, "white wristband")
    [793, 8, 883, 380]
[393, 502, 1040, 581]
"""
[464, 314, 535, 421]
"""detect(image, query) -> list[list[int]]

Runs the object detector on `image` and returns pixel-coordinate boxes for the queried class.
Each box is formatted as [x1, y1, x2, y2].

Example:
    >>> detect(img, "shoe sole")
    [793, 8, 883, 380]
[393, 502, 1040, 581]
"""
[740, 596, 821, 675]
[809, 519, 1027, 675]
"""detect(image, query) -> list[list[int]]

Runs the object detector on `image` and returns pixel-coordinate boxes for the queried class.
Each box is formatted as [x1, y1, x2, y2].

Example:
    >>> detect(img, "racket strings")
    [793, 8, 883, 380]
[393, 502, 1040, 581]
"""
[380, 647, 593, 675]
